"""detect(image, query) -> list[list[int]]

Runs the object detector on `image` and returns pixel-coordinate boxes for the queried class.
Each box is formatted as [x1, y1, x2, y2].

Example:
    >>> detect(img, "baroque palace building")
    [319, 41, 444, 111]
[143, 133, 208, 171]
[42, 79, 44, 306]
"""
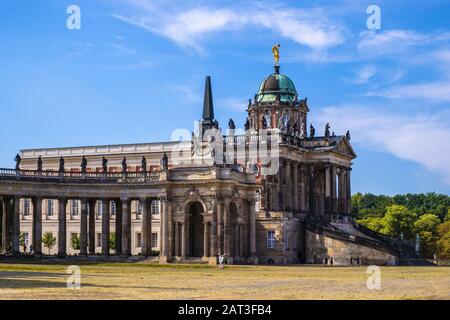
[0, 60, 412, 265]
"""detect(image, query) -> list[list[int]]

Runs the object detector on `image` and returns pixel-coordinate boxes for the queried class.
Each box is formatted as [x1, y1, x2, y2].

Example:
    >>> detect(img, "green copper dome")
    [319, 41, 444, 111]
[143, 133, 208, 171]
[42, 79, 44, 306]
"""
[257, 66, 298, 103]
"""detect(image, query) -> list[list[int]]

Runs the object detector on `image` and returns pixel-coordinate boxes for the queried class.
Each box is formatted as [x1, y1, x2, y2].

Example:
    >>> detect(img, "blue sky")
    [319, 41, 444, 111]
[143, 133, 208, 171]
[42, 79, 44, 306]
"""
[0, 0, 449, 195]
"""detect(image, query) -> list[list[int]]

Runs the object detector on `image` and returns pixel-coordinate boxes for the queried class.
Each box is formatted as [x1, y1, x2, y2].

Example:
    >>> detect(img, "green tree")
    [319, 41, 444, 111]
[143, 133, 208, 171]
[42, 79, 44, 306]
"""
[19, 233, 27, 252]
[414, 213, 441, 234]
[356, 217, 385, 233]
[383, 205, 417, 239]
[436, 221, 450, 259]
[71, 233, 80, 251]
[109, 232, 116, 252]
[42, 232, 56, 255]
[417, 231, 438, 259]
[414, 213, 441, 258]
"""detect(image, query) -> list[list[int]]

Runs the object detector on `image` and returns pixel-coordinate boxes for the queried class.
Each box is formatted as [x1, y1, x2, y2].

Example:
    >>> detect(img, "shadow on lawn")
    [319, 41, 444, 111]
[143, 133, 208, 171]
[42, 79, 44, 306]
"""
[0, 270, 193, 291]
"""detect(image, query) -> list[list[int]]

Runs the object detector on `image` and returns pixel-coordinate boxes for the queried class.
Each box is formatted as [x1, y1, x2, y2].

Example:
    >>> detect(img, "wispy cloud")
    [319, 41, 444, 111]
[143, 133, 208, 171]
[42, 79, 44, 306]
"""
[344, 65, 377, 84]
[317, 105, 450, 185]
[108, 42, 136, 55]
[365, 81, 450, 102]
[112, 1, 344, 53]
[217, 97, 248, 112]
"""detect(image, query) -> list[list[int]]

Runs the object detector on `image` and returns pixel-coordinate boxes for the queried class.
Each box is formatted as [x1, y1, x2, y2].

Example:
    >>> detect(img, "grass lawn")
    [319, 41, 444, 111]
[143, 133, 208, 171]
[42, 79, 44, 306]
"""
[0, 263, 449, 300]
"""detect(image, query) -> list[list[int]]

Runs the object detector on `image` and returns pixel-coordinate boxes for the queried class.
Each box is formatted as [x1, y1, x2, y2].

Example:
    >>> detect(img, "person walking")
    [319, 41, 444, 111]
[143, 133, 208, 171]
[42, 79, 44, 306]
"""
[218, 254, 224, 269]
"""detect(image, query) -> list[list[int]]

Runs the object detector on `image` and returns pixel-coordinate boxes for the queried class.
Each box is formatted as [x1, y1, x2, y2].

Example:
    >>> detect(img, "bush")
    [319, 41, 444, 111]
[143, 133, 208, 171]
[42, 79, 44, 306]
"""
[151, 250, 160, 257]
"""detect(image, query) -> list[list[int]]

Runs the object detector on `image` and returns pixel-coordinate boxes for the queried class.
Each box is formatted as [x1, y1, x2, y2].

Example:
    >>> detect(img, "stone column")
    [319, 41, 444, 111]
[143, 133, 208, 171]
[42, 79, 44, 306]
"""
[141, 197, 151, 256]
[341, 168, 348, 214]
[115, 199, 122, 255]
[174, 222, 180, 257]
[181, 222, 187, 258]
[223, 201, 230, 256]
[160, 197, 169, 259]
[234, 224, 239, 257]
[32, 197, 42, 255]
[101, 199, 110, 255]
[57, 197, 67, 257]
[210, 199, 217, 257]
[216, 201, 223, 255]
[249, 200, 256, 257]
[79, 199, 88, 255]
[1, 198, 10, 254]
[121, 197, 131, 256]
[299, 166, 306, 212]
[293, 163, 299, 211]
[338, 168, 345, 213]
[88, 199, 96, 254]
[167, 201, 173, 258]
[12, 197, 20, 255]
[331, 165, 337, 214]
[325, 164, 331, 214]
[346, 168, 352, 214]
[203, 221, 209, 258]
[239, 224, 243, 257]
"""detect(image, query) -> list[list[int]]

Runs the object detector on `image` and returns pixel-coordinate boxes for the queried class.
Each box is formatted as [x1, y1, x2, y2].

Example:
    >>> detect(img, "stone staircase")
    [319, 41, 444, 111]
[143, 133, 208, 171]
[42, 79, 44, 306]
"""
[399, 259, 436, 266]
[175, 257, 209, 264]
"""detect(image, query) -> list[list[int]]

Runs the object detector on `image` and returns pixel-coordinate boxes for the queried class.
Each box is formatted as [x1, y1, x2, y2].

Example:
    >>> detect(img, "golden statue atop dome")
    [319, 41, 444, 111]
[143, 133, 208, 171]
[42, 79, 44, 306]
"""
[272, 43, 280, 66]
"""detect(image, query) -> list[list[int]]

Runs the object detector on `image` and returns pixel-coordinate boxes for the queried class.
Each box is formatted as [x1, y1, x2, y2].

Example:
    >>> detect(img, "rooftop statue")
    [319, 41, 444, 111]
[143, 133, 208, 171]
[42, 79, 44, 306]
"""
[59, 157, 65, 173]
[102, 157, 108, 173]
[324, 122, 331, 138]
[160, 152, 169, 170]
[309, 124, 315, 138]
[14, 153, 21, 170]
[272, 43, 280, 65]
[141, 156, 147, 173]
[37, 156, 43, 172]
[228, 118, 235, 130]
[122, 157, 127, 173]
[346, 130, 351, 141]
[244, 117, 250, 131]
[80, 156, 87, 173]
[261, 116, 268, 129]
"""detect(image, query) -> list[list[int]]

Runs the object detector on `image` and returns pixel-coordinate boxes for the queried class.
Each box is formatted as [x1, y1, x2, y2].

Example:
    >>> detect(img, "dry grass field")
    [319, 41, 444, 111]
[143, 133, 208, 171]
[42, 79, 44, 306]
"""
[0, 263, 449, 300]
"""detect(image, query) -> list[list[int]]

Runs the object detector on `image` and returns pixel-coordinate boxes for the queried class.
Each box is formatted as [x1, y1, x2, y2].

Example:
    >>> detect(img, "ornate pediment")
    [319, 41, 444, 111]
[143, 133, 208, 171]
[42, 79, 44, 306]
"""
[332, 138, 357, 158]
[185, 186, 200, 201]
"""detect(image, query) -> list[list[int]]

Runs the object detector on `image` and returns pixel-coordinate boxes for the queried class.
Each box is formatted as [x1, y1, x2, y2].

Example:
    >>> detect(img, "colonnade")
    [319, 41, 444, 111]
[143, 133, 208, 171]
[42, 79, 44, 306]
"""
[0, 195, 161, 257]
[264, 160, 352, 218]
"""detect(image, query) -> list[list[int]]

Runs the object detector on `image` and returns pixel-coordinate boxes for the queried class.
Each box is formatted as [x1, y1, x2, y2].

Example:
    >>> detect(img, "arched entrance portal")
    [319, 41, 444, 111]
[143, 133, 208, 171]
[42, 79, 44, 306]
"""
[188, 201, 204, 257]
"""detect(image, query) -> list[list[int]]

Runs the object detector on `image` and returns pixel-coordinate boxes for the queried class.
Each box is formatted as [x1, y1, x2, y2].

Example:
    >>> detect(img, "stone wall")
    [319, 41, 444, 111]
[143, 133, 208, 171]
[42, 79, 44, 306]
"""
[255, 216, 302, 264]
[305, 230, 398, 266]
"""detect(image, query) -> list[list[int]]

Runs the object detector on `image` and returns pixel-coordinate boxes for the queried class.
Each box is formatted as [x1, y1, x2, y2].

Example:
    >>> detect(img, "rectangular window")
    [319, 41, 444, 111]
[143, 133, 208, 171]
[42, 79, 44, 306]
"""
[72, 200, 79, 215]
[97, 200, 103, 215]
[136, 232, 142, 248]
[96, 233, 102, 247]
[151, 233, 158, 248]
[151, 200, 160, 215]
[137, 201, 143, 215]
[23, 232, 29, 247]
[111, 201, 116, 215]
[267, 231, 276, 249]
[47, 200, 54, 216]
[24, 199, 31, 216]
